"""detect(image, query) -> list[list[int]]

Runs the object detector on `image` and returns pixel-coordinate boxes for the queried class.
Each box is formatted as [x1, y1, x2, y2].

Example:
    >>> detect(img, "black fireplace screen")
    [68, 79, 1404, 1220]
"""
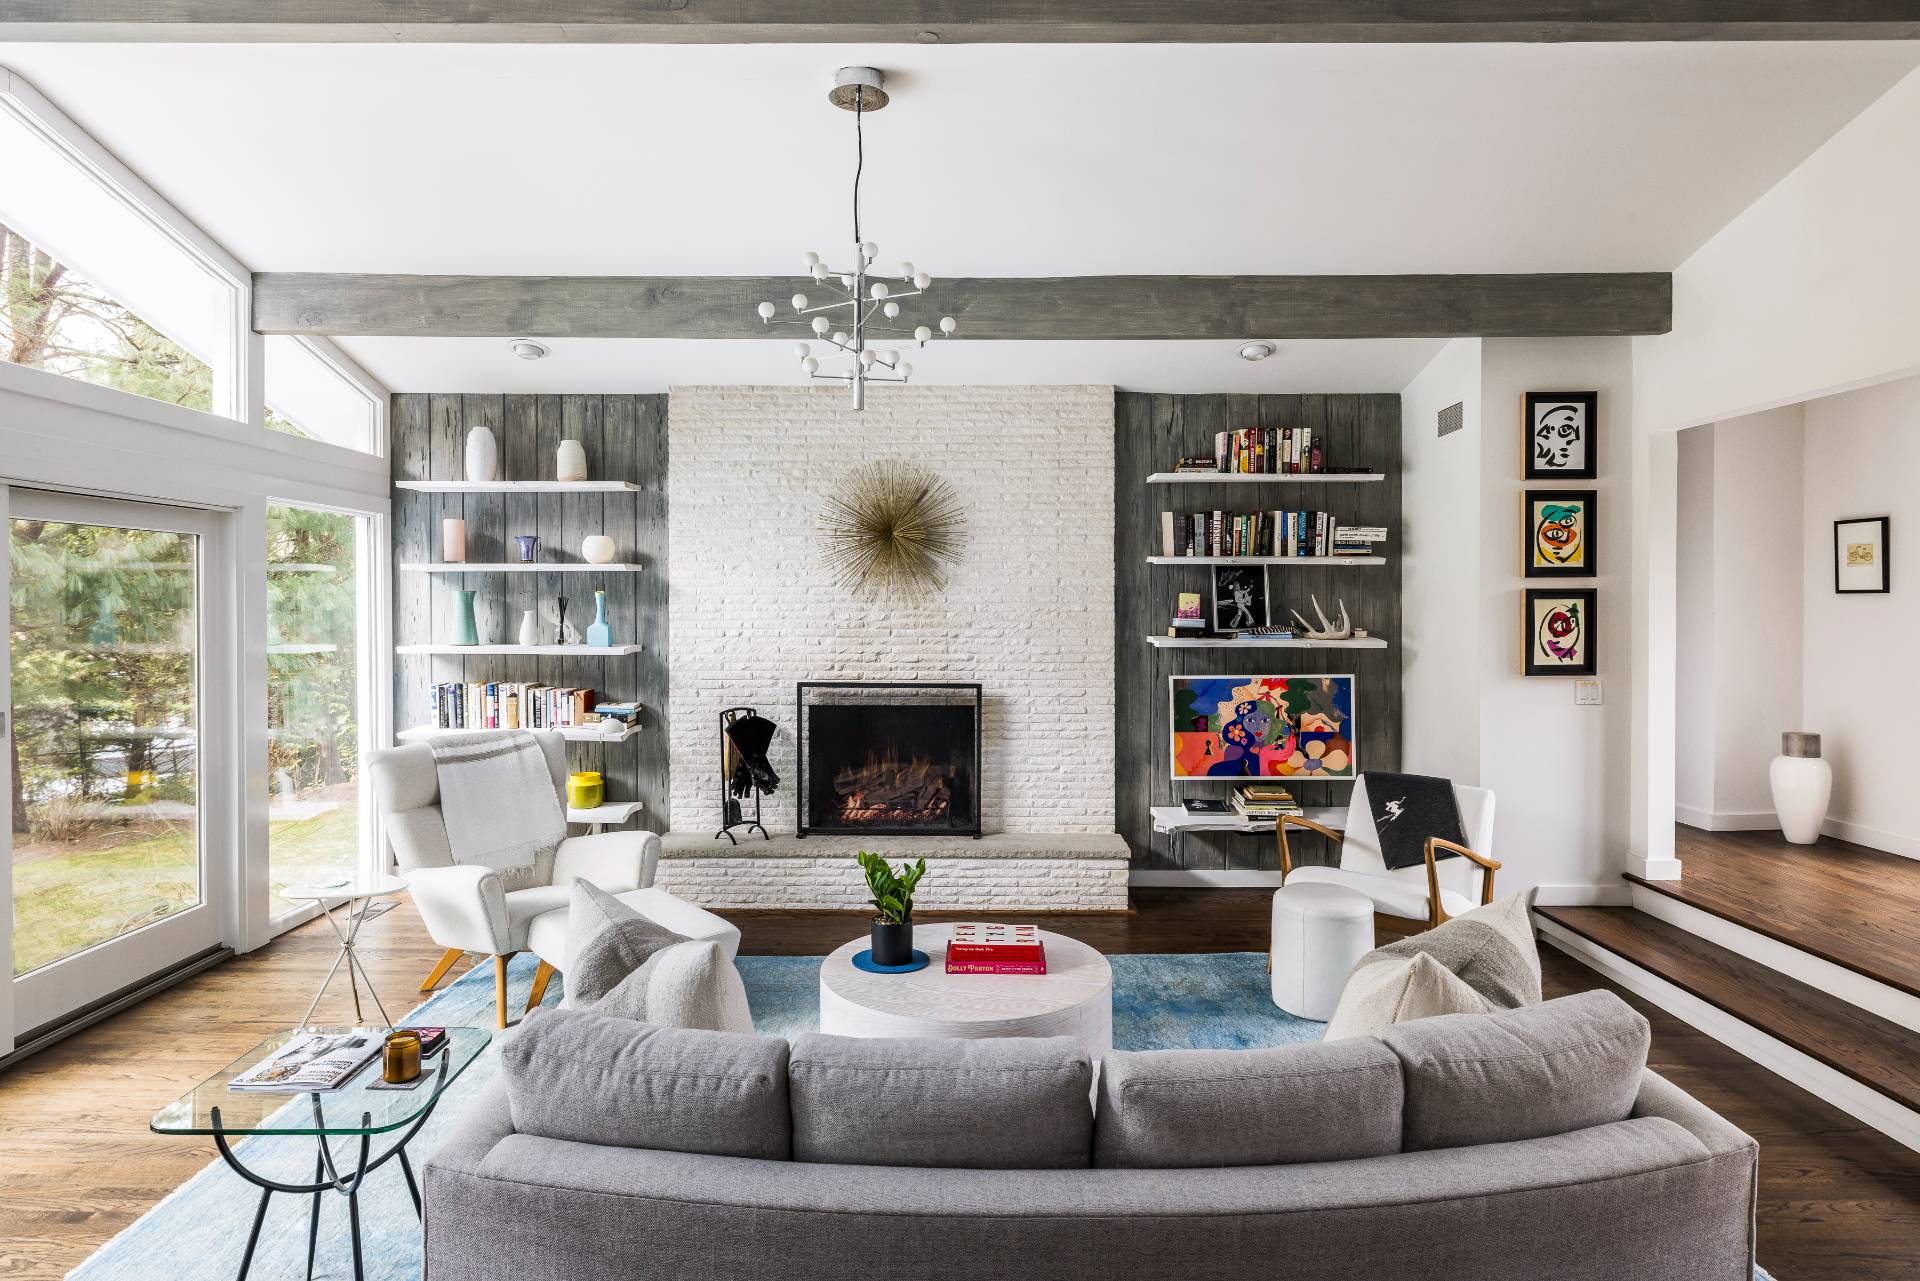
[796, 682, 982, 838]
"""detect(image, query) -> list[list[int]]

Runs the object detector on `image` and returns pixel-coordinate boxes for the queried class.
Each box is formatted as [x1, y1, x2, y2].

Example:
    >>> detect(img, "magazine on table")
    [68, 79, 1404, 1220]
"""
[228, 1031, 384, 1093]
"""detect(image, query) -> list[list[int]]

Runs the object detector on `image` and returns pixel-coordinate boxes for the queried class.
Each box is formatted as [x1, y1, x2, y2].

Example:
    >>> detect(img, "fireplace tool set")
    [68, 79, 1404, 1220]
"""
[716, 707, 778, 843]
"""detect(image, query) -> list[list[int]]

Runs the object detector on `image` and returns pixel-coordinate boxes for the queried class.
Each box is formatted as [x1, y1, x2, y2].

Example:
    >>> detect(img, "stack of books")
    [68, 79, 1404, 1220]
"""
[1160, 510, 1362, 558]
[1332, 526, 1388, 558]
[1209, 427, 1324, 475]
[593, 701, 643, 727]
[430, 682, 598, 731]
[945, 923, 1048, 975]
[1233, 783, 1304, 821]
[1173, 455, 1219, 474]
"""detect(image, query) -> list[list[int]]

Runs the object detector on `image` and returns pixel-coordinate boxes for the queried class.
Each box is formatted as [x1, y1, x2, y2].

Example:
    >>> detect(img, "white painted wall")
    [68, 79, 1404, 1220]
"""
[1674, 425, 1716, 822]
[666, 384, 1116, 837]
[1398, 338, 1483, 783]
[1477, 340, 1634, 899]
[1802, 375, 1920, 858]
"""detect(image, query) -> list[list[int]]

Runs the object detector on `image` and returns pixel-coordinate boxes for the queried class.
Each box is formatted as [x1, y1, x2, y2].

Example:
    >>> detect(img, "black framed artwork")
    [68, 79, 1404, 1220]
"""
[1210, 564, 1269, 632]
[1524, 489, 1597, 578]
[1523, 587, 1597, 677]
[1833, 516, 1890, 593]
[1523, 391, 1598, 480]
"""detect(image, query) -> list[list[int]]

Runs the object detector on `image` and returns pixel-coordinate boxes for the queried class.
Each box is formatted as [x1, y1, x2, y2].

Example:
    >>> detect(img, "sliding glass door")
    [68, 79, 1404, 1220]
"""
[7, 490, 227, 1037]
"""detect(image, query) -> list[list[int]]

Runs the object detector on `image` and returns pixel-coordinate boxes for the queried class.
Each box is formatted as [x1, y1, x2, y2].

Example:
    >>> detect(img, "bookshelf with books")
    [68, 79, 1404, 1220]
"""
[1118, 391, 1402, 877]
[392, 394, 666, 832]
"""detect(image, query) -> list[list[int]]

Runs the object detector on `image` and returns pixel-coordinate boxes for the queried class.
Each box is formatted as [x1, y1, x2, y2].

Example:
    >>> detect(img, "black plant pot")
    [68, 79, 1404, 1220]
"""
[870, 919, 915, 967]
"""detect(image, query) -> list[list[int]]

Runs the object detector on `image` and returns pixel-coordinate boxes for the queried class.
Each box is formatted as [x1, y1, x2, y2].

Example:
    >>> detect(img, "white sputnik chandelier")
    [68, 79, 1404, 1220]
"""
[755, 67, 956, 410]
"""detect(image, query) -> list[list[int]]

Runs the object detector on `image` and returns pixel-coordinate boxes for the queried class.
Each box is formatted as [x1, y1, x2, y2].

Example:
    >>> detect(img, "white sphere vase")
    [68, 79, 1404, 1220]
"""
[464, 425, 499, 482]
[1769, 732, 1832, 846]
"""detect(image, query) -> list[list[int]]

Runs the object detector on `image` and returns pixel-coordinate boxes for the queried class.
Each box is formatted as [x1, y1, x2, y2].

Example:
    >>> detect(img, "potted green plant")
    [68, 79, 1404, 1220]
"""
[858, 851, 927, 967]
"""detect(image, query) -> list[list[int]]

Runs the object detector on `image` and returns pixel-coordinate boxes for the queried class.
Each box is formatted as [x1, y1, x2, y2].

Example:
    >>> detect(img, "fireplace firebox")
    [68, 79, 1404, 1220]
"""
[796, 681, 983, 838]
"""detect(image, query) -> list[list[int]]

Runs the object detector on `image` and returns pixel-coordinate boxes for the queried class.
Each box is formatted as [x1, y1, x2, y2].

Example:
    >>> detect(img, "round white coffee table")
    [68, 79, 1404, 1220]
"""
[819, 923, 1113, 1060]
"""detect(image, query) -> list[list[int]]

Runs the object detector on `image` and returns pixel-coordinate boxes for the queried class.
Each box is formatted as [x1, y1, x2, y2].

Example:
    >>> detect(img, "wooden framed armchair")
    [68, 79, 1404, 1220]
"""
[1278, 777, 1499, 930]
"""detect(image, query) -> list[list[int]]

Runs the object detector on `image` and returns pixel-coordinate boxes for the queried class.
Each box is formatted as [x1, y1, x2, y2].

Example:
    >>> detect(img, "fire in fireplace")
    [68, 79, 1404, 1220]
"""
[797, 683, 982, 837]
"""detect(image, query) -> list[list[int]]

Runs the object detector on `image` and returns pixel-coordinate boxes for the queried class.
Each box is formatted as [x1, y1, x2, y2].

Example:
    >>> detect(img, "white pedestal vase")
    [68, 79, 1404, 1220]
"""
[1769, 732, 1832, 846]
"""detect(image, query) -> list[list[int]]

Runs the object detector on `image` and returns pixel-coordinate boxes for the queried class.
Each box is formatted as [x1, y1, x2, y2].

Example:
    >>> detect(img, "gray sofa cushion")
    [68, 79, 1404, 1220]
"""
[1382, 990, 1651, 1151]
[503, 1006, 790, 1159]
[1094, 1038, 1403, 1167]
[789, 1033, 1092, 1169]
[1369, 892, 1544, 1009]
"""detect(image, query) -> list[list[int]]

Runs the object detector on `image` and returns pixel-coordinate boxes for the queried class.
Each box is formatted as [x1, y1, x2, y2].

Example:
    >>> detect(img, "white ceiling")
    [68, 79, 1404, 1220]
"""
[2, 41, 1915, 390]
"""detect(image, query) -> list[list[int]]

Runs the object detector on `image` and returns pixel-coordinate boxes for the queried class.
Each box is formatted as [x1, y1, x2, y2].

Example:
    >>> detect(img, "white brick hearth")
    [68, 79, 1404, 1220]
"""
[667, 384, 1120, 908]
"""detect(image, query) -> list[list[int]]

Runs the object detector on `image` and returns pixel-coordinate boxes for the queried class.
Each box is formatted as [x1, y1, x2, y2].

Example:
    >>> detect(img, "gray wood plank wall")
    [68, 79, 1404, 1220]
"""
[1114, 391, 1402, 872]
[391, 393, 670, 832]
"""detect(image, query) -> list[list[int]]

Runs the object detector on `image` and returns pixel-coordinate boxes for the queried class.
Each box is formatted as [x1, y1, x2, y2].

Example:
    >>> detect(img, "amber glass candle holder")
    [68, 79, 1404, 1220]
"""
[383, 1030, 422, 1083]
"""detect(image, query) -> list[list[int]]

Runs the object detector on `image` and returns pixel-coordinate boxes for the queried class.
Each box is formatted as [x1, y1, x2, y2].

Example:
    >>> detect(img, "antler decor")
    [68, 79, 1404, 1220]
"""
[1288, 594, 1353, 641]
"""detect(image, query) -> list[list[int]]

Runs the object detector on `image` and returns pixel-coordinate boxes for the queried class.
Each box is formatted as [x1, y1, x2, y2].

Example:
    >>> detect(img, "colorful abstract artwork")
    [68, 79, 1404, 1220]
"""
[1525, 489, 1596, 577]
[1523, 588, 1597, 676]
[1168, 675, 1357, 780]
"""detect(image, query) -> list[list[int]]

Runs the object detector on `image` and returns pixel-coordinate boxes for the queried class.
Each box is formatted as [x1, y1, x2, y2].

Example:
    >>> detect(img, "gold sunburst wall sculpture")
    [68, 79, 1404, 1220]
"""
[818, 459, 968, 602]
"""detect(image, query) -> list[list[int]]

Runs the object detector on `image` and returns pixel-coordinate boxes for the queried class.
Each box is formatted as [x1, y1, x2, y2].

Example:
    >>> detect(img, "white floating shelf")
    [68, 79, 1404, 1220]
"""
[397, 722, 641, 744]
[1145, 635, 1387, 649]
[400, 563, 643, 574]
[1149, 803, 1350, 836]
[1146, 556, 1385, 566]
[568, 800, 646, 825]
[396, 643, 643, 656]
[395, 480, 639, 493]
[1146, 473, 1384, 485]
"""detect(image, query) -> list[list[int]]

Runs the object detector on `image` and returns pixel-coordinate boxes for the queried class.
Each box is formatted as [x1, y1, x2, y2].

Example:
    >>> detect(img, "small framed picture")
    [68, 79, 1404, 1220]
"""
[1525, 489, 1597, 577]
[1834, 516, 1890, 593]
[1523, 588, 1597, 676]
[1524, 391, 1598, 480]
[1211, 565, 1269, 632]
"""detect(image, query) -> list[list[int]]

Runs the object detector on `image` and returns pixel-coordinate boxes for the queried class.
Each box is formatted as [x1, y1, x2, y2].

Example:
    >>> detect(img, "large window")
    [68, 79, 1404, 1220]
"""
[266, 504, 367, 916]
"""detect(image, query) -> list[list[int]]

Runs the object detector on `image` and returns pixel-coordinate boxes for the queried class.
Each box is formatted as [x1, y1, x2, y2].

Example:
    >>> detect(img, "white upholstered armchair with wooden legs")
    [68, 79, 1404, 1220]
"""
[368, 734, 671, 1028]
[1278, 777, 1499, 930]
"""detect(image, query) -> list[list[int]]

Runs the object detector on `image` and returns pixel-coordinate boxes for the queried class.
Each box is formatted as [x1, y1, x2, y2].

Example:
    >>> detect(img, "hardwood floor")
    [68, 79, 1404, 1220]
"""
[1, 886, 1916, 1280]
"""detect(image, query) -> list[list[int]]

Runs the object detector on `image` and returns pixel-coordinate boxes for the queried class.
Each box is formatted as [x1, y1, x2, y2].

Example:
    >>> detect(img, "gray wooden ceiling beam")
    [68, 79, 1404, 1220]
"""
[252, 272, 1672, 340]
[7, 2, 1919, 42]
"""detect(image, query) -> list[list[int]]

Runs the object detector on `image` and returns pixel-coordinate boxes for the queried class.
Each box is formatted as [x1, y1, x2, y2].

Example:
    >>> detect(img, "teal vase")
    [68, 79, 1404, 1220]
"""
[451, 588, 480, 646]
[585, 588, 613, 648]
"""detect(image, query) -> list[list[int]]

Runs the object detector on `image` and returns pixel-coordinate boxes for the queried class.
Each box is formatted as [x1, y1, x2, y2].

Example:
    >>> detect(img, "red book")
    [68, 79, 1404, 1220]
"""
[945, 958, 1049, 975]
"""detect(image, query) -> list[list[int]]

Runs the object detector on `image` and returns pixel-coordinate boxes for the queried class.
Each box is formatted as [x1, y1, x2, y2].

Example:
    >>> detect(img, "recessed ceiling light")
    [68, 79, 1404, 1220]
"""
[1237, 341, 1276, 362]
[509, 338, 550, 361]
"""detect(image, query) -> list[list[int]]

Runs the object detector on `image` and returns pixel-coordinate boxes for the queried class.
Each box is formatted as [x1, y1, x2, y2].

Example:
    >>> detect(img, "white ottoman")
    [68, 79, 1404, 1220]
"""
[1270, 881, 1375, 1020]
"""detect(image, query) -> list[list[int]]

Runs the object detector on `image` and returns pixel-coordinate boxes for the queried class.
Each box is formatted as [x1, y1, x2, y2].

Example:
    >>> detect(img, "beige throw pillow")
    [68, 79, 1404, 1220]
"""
[1323, 952, 1490, 1042]
[1369, 892, 1543, 1009]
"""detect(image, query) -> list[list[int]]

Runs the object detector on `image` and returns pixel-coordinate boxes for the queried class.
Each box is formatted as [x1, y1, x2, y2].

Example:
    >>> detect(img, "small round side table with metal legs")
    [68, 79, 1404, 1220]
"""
[280, 874, 408, 1029]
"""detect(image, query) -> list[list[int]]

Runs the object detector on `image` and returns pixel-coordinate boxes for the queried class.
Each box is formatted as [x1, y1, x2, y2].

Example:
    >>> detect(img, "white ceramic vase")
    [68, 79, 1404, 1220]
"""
[517, 609, 540, 647]
[440, 517, 466, 563]
[556, 439, 588, 482]
[1769, 732, 1832, 845]
[580, 535, 616, 565]
[464, 425, 500, 483]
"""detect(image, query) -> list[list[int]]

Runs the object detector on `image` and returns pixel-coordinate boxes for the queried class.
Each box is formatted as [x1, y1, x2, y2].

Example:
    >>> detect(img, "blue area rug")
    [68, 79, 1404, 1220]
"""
[70, 951, 1776, 1280]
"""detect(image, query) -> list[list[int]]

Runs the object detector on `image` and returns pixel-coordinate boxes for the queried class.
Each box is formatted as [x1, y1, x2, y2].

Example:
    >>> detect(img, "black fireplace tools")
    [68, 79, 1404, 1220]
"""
[716, 707, 777, 843]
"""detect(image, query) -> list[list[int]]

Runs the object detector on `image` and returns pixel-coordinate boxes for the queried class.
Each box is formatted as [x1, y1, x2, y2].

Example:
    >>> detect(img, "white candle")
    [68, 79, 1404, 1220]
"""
[441, 517, 466, 563]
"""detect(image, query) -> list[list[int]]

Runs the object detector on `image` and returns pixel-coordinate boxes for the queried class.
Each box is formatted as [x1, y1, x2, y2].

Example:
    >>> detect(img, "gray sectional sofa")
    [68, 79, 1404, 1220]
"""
[423, 990, 1757, 1281]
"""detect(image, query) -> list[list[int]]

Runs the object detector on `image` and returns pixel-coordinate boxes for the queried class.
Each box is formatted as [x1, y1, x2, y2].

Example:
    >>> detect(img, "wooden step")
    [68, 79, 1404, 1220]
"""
[1536, 906, 1920, 1116]
[1629, 829, 1920, 1001]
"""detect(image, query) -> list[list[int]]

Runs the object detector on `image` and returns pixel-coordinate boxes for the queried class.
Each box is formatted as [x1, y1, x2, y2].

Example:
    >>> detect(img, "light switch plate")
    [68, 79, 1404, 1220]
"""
[1575, 679, 1603, 706]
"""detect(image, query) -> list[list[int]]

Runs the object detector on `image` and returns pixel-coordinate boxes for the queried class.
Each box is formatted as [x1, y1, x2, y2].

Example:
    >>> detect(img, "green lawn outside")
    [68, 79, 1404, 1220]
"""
[11, 801, 360, 976]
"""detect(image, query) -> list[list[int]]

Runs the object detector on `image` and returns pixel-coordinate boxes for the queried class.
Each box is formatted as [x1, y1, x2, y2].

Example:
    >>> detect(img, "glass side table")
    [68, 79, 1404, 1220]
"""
[151, 1026, 491, 1281]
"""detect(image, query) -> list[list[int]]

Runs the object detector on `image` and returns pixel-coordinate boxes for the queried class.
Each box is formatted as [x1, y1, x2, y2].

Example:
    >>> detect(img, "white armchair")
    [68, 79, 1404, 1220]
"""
[1278, 777, 1499, 930]
[368, 735, 657, 1027]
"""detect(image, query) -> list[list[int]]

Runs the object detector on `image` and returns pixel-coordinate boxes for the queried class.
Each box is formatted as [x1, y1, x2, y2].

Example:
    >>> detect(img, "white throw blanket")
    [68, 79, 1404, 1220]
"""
[429, 732, 567, 881]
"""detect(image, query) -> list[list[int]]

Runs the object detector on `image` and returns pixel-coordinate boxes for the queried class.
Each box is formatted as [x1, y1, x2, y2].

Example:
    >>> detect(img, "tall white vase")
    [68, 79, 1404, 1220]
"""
[517, 609, 540, 647]
[1769, 732, 1832, 845]
[464, 425, 500, 482]
[556, 439, 588, 482]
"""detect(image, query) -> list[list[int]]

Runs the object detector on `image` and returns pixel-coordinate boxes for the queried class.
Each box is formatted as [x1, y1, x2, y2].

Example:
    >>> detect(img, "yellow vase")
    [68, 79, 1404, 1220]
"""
[567, 771, 604, 811]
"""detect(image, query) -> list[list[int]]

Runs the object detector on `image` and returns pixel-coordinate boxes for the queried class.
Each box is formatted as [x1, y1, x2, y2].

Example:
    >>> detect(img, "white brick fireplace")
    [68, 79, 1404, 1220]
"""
[663, 384, 1127, 909]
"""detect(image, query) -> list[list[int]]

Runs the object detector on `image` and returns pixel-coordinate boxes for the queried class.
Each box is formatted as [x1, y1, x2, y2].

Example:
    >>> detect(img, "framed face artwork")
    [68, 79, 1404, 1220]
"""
[1168, 675, 1356, 780]
[1210, 565, 1269, 632]
[1833, 517, 1890, 593]
[1524, 391, 1598, 481]
[1524, 490, 1596, 577]
[1523, 588, 1597, 677]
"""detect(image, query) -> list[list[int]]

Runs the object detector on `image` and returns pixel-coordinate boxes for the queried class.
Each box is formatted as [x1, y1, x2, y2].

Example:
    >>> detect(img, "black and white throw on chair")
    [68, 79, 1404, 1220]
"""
[1278, 772, 1499, 930]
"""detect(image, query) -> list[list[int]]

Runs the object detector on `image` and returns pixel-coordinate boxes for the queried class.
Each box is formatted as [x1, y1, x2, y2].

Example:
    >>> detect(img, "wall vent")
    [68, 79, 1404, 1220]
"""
[1437, 402, 1464, 437]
